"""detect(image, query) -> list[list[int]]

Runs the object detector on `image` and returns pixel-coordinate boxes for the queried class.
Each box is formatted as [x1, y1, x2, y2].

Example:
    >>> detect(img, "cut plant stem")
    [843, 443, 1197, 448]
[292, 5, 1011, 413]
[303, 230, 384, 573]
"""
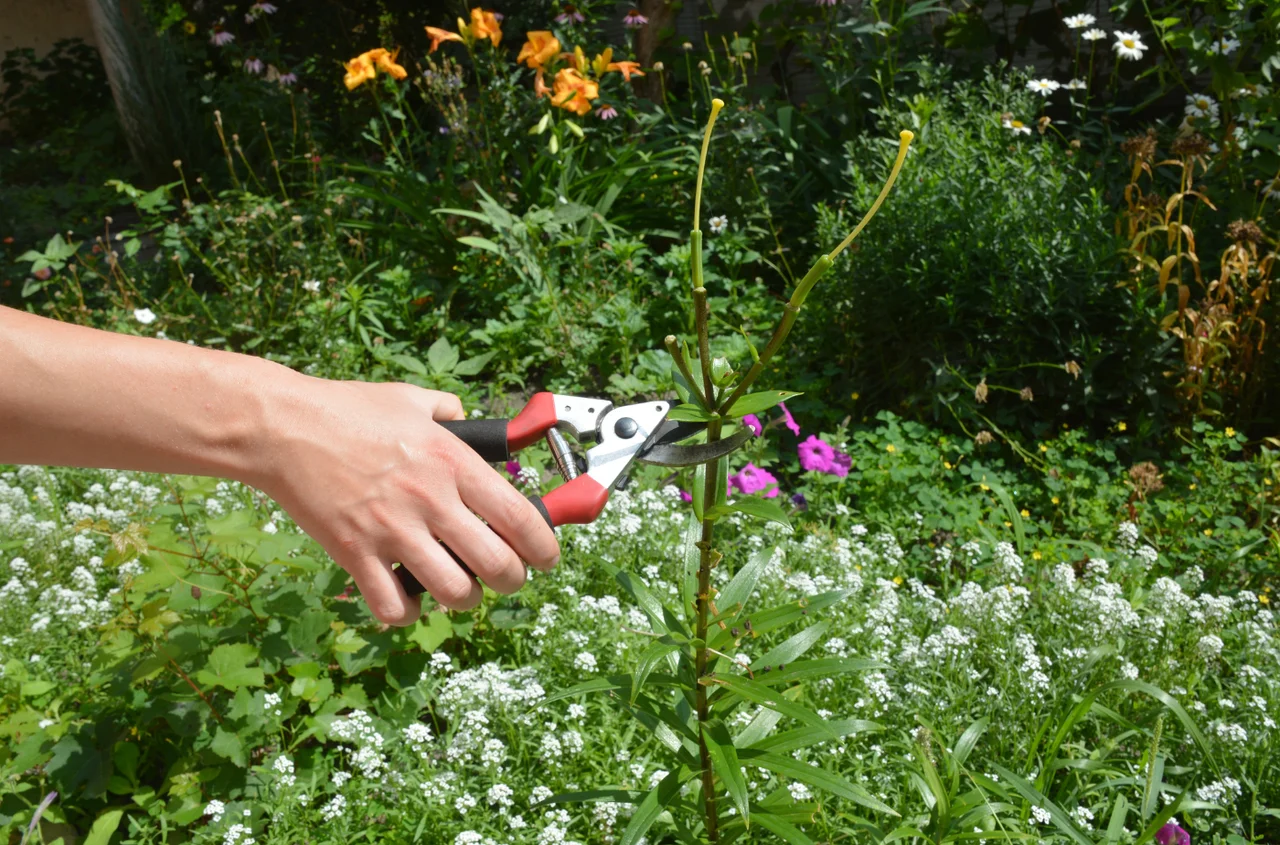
[718, 130, 914, 415]
[665, 334, 710, 409]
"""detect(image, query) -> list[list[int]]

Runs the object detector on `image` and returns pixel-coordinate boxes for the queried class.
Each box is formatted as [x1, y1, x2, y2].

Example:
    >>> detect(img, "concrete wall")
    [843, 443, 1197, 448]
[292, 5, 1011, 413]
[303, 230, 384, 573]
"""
[1, 0, 97, 58]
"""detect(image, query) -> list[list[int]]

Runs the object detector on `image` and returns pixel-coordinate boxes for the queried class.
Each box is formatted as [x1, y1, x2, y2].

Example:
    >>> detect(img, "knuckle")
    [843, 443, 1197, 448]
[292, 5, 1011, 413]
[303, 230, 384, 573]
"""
[478, 543, 520, 581]
[501, 493, 538, 534]
[367, 598, 407, 626]
[435, 570, 477, 608]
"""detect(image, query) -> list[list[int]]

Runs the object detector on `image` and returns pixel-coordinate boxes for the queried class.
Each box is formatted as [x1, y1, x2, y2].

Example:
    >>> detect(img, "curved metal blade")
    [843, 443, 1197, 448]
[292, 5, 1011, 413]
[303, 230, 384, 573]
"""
[638, 426, 752, 467]
[648, 419, 710, 447]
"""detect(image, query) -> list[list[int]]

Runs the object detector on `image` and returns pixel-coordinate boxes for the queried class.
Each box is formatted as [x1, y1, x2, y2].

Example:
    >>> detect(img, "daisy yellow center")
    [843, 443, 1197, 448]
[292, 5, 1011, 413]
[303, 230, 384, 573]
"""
[1123, 38, 1135, 47]
[1011, 120, 1024, 128]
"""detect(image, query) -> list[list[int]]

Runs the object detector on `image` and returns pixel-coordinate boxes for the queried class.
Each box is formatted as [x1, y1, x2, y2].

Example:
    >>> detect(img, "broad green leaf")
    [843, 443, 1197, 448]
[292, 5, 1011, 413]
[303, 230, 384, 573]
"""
[426, 336, 460, 374]
[83, 809, 125, 845]
[750, 622, 828, 671]
[741, 749, 899, 816]
[728, 390, 802, 417]
[709, 497, 791, 528]
[389, 354, 427, 376]
[704, 724, 749, 825]
[195, 643, 264, 691]
[408, 612, 452, 653]
[692, 463, 706, 520]
[210, 726, 246, 767]
[954, 717, 989, 767]
[705, 675, 829, 733]
[747, 718, 881, 754]
[453, 351, 495, 377]
[989, 765, 1092, 845]
[619, 767, 688, 845]
[457, 235, 501, 254]
[668, 403, 716, 422]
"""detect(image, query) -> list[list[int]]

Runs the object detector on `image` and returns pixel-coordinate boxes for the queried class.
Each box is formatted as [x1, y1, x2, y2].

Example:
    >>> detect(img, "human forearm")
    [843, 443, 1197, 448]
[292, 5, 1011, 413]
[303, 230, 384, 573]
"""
[0, 305, 290, 485]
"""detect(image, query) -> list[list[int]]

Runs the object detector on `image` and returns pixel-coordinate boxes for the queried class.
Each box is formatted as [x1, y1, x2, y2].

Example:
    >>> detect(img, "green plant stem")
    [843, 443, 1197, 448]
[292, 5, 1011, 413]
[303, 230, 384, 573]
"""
[665, 334, 710, 409]
[694, 287, 715, 405]
[717, 255, 831, 414]
[695, 418, 723, 843]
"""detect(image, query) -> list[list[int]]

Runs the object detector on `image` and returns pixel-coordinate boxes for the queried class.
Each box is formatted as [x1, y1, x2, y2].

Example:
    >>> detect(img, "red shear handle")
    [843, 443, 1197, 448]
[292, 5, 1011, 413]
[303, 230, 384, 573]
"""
[506, 392, 557, 452]
[393, 475, 609, 598]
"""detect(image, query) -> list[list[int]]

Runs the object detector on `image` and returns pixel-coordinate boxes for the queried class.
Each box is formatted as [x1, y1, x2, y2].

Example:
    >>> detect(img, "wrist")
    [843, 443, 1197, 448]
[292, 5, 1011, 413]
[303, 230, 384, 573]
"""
[218, 353, 311, 494]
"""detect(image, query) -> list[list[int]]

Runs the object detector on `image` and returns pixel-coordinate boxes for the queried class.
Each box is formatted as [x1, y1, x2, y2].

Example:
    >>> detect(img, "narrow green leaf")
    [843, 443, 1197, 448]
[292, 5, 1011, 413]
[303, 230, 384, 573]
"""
[611, 567, 684, 636]
[728, 390, 802, 416]
[534, 788, 639, 807]
[668, 403, 716, 422]
[914, 743, 951, 823]
[717, 546, 773, 614]
[457, 235, 501, 253]
[619, 768, 688, 845]
[709, 497, 791, 528]
[750, 810, 816, 844]
[747, 658, 887, 687]
[741, 750, 899, 816]
[705, 675, 829, 733]
[747, 718, 881, 754]
[1134, 790, 1188, 845]
[632, 642, 682, 705]
[750, 622, 828, 671]
[1105, 794, 1129, 845]
[734, 707, 784, 749]
[710, 590, 852, 650]
[953, 717, 989, 767]
[989, 764, 1092, 845]
[704, 725, 750, 825]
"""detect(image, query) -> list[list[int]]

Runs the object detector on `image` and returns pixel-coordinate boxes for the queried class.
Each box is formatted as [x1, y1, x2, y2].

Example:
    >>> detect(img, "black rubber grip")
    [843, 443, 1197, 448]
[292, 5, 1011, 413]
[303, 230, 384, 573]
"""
[393, 494, 555, 598]
[440, 419, 510, 463]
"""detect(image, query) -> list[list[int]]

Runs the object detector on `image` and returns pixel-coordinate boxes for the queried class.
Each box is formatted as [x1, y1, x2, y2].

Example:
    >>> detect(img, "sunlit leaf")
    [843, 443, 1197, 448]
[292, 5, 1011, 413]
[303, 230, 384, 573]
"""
[742, 749, 899, 816]
[727, 390, 802, 417]
[704, 723, 749, 824]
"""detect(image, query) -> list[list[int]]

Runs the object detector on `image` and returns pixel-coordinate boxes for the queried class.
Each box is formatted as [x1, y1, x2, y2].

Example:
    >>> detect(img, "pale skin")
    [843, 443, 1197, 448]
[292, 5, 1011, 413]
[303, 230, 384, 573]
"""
[0, 306, 560, 625]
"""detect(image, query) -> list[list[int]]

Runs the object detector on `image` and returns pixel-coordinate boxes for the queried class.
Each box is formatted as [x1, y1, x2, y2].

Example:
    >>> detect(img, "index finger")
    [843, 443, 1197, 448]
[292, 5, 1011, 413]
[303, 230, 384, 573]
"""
[453, 450, 560, 572]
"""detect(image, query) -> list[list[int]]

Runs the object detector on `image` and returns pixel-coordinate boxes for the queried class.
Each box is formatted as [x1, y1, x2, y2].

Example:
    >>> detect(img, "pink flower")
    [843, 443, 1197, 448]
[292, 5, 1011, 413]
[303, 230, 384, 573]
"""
[729, 463, 780, 498]
[505, 459, 521, 479]
[278, 71, 298, 86]
[1155, 823, 1190, 845]
[777, 401, 800, 436]
[555, 4, 586, 23]
[244, 56, 264, 74]
[32, 267, 52, 281]
[679, 489, 693, 503]
[623, 8, 649, 27]
[596, 103, 618, 120]
[211, 28, 235, 46]
[830, 450, 851, 477]
[798, 435, 835, 472]
[251, 1, 278, 14]
[742, 414, 763, 437]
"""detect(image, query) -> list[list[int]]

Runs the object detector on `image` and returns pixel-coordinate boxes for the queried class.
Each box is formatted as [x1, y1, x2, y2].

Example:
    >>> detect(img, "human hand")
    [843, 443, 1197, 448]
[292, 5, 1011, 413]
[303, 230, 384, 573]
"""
[251, 377, 559, 625]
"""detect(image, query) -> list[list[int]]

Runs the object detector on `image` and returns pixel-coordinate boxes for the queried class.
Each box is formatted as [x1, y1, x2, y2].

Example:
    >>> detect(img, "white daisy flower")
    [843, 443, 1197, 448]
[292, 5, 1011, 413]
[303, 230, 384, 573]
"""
[1065, 78, 1087, 90]
[1185, 93, 1220, 122]
[1002, 118, 1032, 135]
[133, 308, 157, 324]
[1113, 31, 1148, 60]
[1064, 13, 1095, 28]
[1027, 78, 1061, 96]
[1207, 35, 1240, 55]
[1081, 28, 1107, 41]
[708, 215, 729, 234]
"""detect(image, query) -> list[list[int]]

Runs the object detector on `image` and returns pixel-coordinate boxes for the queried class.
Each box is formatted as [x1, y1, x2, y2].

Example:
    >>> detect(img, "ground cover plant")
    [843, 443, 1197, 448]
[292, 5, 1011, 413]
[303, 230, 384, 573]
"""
[1, 0, 1279, 842]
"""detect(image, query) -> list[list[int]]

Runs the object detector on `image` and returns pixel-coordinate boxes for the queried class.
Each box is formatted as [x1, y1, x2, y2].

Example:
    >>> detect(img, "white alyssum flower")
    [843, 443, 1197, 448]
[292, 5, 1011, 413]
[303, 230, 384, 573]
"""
[1030, 805, 1052, 825]
[134, 308, 157, 324]
[1027, 79, 1061, 96]
[1207, 35, 1240, 55]
[1113, 31, 1148, 60]
[320, 794, 346, 822]
[1064, 13, 1095, 28]
[205, 800, 227, 822]
[1082, 28, 1106, 41]
[573, 651, 598, 673]
[708, 215, 728, 234]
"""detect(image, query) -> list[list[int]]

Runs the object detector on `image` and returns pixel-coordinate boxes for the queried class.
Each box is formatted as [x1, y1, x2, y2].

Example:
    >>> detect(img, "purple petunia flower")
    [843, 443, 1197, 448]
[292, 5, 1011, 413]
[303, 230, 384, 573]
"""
[623, 8, 649, 27]
[729, 463, 780, 498]
[505, 460, 521, 479]
[244, 56, 264, 74]
[778, 401, 800, 436]
[1155, 823, 1190, 845]
[790, 492, 808, 510]
[798, 435, 836, 472]
[596, 104, 618, 120]
[742, 414, 763, 437]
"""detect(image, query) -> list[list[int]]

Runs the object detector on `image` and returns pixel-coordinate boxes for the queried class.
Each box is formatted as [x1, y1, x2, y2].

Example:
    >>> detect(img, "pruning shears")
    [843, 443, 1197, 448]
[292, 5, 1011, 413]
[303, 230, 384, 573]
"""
[394, 392, 749, 596]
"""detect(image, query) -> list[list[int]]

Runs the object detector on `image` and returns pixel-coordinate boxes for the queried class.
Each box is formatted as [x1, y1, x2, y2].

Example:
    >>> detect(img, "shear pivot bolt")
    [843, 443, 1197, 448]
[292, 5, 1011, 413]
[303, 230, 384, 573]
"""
[614, 417, 639, 439]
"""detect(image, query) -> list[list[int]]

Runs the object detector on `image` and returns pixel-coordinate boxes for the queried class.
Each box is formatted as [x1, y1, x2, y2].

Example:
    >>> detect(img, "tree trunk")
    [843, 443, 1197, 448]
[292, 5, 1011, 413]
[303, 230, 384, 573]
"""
[633, 0, 679, 103]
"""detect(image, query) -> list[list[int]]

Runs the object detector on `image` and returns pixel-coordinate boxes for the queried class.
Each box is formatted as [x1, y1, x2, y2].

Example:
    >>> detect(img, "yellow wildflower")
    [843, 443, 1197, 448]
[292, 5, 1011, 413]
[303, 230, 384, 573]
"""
[517, 31, 560, 68]
[1259, 594, 1270, 605]
[183, 20, 197, 34]
[1226, 427, 1236, 437]
[1039, 443, 1048, 452]
[886, 444, 896, 453]
[1020, 509, 1030, 518]
[1117, 421, 1127, 431]
[980, 483, 990, 492]
[944, 461, 953, 470]
[1051, 496, 1060, 505]
[1032, 550, 1042, 560]
[851, 392, 860, 400]
[1203, 528, 1213, 537]
[893, 576, 903, 585]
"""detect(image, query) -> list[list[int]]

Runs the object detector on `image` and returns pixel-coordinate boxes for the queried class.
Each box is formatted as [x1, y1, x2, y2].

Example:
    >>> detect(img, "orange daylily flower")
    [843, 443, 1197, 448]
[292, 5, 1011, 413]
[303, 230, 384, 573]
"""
[469, 8, 502, 46]
[552, 67, 598, 116]
[560, 45, 589, 72]
[373, 47, 407, 79]
[518, 31, 561, 68]
[591, 47, 613, 77]
[425, 26, 463, 53]
[533, 69, 553, 98]
[343, 53, 377, 90]
[607, 60, 645, 81]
